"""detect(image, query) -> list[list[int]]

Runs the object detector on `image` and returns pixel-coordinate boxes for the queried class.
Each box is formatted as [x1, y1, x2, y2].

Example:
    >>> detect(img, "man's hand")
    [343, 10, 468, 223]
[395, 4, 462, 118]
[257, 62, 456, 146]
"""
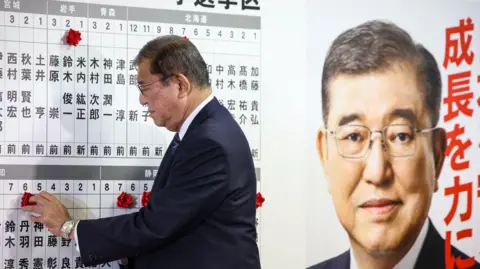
[22, 191, 72, 237]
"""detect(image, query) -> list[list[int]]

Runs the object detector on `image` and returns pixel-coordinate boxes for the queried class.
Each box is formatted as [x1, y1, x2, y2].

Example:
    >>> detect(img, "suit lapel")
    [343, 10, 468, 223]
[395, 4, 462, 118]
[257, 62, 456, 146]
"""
[150, 97, 221, 191]
[341, 251, 350, 269]
[414, 220, 444, 269]
[181, 97, 219, 142]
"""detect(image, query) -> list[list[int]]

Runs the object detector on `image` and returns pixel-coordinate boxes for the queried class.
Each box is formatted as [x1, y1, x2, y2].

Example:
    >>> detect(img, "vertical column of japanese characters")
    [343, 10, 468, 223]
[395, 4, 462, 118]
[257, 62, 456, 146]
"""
[18, 3, 35, 267]
[126, 7, 139, 159]
[54, 5, 74, 266]
[31, 1, 47, 266]
[32, 3, 48, 162]
[113, 6, 127, 160]
[250, 20, 261, 160]
[149, 9, 164, 160]
[0, 4, 5, 266]
[115, 6, 133, 214]
[99, 7, 114, 160]
[136, 10, 153, 159]
[58, 9, 74, 160]
[3, 3, 20, 267]
[85, 5, 107, 222]
[73, 4, 88, 160]
[87, 5, 101, 159]
[251, 17, 261, 246]
[103, 5, 124, 217]
[4, 5, 19, 157]
[45, 4, 60, 160]
[68, 2, 89, 266]
[0, 0, 4, 159]
[441, 18, 479, 266]
[45, 2, 59, 265]
[58, 7, 76, 268]
[17, 6, 33, 159]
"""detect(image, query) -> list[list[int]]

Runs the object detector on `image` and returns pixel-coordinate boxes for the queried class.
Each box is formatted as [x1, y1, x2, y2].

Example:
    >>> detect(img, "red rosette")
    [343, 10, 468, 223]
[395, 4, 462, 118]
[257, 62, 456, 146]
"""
[21, 192, 36, 207]
[141, 191, 151, 207]
[65, 28, 82, 46]
[116, 192, 133, 208]
[256, 192, 265, 209]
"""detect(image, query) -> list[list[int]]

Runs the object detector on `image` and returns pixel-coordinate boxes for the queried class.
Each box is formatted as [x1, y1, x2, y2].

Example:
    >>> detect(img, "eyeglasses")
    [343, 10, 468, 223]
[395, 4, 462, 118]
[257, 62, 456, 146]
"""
[137, 80, 160, 95]
[324, 124, 437, 158]
[136, 74, 174, 95]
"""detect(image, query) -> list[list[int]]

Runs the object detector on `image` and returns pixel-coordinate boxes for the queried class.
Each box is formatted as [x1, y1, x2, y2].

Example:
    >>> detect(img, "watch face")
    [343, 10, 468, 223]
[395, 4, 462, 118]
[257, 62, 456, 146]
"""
[62, 221, 72, 232]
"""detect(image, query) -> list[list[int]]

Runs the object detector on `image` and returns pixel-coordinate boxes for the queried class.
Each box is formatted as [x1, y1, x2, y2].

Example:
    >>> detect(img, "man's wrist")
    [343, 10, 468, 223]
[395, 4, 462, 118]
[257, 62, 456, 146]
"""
[69, 220, 79, 240]
[61, 219, 79, 240]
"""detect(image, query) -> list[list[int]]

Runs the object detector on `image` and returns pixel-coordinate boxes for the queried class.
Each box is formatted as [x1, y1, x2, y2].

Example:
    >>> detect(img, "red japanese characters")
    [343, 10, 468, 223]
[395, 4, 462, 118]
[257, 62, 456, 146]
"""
[117, 192, 134, 208]
[65, 28, 82, 46]
[442, 16, 478, 269]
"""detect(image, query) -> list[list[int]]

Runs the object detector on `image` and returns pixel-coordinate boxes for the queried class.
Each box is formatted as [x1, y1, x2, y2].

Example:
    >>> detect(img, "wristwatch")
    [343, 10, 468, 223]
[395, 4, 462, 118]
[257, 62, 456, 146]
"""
[61, 219, 79, 240]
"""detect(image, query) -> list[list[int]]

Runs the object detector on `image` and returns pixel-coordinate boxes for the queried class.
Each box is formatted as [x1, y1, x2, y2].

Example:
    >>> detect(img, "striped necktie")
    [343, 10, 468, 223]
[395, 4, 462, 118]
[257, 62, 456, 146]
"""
[172, 133, 181, 154]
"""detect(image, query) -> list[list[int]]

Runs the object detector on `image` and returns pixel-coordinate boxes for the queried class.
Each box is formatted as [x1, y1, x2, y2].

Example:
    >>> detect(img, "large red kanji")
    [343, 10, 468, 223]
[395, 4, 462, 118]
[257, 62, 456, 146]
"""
[443, 18, 475, 69]
[445, 124, 472, 170]
[443, 71, 474, 122]
[478, 75, 480, 107]
[477, 175, 480, 198]
[445, 230, 476, 269]
[444, 176, 472, 225]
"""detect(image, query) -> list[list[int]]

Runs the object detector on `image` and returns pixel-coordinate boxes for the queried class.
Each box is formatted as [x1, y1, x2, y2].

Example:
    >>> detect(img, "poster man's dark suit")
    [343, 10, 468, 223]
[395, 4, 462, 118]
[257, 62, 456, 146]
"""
[308, 219, 480, 269]
[75, 96, 261, 269]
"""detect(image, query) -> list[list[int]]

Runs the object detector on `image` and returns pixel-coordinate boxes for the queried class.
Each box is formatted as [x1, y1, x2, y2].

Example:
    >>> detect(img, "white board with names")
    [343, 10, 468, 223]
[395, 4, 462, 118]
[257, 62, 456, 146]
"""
[0, 0, 262, 268]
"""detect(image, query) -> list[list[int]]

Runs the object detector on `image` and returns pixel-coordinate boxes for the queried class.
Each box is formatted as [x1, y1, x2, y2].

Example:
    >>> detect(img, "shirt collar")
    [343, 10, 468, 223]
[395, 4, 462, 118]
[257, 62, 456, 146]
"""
[178, 93, 214, 140]
[349, 218, 430, 269]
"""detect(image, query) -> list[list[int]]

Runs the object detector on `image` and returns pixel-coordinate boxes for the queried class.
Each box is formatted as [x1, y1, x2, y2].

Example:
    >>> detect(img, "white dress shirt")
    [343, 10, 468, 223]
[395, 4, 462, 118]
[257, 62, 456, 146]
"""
[73, 93, 214, 263]
[177, 93, 214, 140]
[350, 218, 430, 269]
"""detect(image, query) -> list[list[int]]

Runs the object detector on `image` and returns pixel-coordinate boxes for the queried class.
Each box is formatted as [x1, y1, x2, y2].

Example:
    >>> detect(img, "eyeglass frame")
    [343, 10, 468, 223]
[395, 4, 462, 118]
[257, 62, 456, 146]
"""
[322, 123, 438, 159]
[136, 74, 176, 95]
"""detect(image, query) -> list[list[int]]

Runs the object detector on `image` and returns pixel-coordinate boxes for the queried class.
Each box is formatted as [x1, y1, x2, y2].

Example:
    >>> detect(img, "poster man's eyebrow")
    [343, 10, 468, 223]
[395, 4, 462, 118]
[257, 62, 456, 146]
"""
[389, 108, 416, 125]
[338, 113, 363, 126]
[336, 109, 416, 127]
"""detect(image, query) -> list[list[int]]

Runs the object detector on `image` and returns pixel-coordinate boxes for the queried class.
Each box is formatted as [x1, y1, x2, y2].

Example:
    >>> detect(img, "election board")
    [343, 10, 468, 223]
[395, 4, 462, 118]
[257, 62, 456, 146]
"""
[0, 0, 262, 268]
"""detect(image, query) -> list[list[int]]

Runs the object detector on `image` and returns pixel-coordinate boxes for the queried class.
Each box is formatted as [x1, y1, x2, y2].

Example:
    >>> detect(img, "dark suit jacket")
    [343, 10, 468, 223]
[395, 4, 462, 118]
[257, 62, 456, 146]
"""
[308, 220, 480, 269]
[76, 97, 261, 269]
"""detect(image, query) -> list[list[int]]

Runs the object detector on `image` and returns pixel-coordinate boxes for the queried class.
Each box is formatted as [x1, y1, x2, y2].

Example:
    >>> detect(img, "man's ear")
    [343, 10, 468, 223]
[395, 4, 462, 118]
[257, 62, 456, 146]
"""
[175, 74, 192, 98]
[432, 128, 447, 192]
[316, 128, 329, 177]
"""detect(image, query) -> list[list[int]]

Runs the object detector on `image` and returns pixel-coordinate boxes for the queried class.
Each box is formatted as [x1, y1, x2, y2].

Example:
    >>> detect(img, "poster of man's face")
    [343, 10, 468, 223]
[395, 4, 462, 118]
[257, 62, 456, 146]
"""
[306, 2, 480, 268]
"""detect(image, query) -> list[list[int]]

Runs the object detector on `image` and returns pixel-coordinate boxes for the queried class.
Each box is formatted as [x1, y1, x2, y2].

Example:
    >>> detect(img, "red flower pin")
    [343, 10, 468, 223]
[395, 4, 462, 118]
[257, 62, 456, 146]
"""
[117, 192, 133, 208]
[65, 28, 82, 46]
[141, 191, 151, 207]
[21, 192, 36, 207]
[256, 192, 265, 208]
[142, 191, 150, 206]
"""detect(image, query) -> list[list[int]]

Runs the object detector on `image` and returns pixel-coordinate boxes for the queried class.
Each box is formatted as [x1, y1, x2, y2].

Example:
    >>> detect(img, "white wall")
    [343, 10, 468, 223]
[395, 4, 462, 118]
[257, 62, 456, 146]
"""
[306, 0, 480, 267]
[261, 0, 308, 268]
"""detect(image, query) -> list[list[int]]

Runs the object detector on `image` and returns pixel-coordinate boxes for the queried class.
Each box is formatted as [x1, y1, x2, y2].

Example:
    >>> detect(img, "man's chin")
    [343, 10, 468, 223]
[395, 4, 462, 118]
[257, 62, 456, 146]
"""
[364, 247, 397, 257]
[356, 238, 400, 258]
[353, 227, 404, 256]
[152, 117, 165, 127]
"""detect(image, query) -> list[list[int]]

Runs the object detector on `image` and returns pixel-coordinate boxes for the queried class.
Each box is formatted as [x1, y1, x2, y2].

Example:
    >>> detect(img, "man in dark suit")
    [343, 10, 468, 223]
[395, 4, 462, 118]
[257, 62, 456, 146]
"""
[310, 20, 480, 269]
[310, 218, 480, 269]
[22, 35, 261, 269]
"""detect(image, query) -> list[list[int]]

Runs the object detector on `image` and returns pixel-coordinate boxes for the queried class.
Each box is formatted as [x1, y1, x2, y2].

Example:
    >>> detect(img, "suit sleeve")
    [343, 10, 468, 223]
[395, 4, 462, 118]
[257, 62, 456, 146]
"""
[76, 138, 229, 267]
